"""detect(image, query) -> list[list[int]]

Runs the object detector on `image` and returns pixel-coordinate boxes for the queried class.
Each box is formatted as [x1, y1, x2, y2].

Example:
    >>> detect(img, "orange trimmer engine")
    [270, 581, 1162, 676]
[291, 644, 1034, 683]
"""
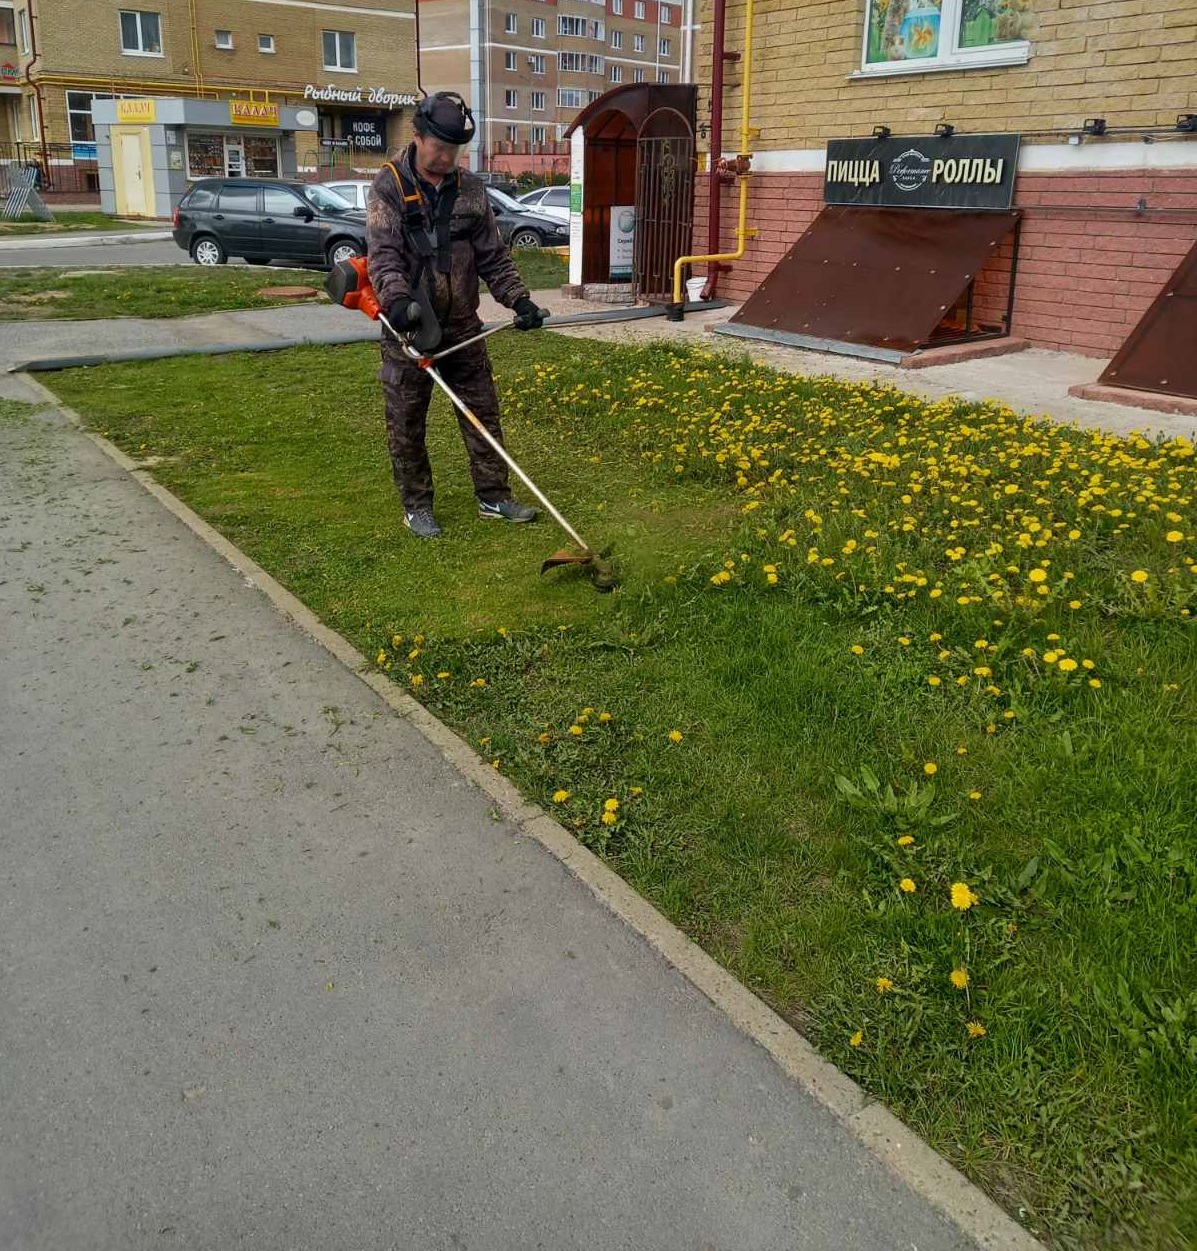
[325, 256, 382, 321]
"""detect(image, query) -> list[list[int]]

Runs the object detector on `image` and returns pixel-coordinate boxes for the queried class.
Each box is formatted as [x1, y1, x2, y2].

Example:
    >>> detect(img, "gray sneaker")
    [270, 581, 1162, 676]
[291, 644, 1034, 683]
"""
[478, 498, 538, 523]
[404, 508, 442, 538]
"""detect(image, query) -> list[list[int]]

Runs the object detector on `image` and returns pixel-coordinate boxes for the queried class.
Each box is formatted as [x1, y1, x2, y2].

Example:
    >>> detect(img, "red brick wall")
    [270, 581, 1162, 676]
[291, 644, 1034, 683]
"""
[690, 168, 1197, 358]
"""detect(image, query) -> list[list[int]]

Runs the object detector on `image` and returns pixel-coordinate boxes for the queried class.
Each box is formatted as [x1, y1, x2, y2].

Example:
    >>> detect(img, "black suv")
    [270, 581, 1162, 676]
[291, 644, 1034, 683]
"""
[172, 179, 368, 268]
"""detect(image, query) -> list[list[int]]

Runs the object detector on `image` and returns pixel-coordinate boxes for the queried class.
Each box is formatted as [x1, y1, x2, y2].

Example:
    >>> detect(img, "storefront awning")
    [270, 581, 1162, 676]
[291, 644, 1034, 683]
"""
[1099, 237, 1197, 403]
[724, 205, 1021, 360]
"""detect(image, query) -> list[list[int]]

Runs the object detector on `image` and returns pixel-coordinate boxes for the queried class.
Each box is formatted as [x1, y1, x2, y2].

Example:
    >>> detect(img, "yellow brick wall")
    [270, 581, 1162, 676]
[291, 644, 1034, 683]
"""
[696, 0, 1197, 152]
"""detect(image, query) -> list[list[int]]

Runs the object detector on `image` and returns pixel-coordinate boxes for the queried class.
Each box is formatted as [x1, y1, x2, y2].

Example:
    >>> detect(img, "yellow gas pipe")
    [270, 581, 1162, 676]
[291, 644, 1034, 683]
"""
[671, 0, 757, 307]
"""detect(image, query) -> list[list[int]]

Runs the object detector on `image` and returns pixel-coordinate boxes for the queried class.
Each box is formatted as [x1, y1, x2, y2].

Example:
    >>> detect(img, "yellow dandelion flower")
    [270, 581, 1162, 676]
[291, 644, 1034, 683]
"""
[410, 674, 424, 687]
[974, 639, 988, 649]
[897, 835, 915, 846]
[598, 711, 613, 723]
[1131, 570, 1149, 583]
[569, 724, 584, 737]
[899, 877, 917, 894]
[1089, 678, 1102, 689]
[968, 790, 982, 800]
[1058, 658, 1078, 673]
[951, 882, 979, 910]
[966, 1021, 987, 1039]
[850, 644, 864, 655]
[1068, 600, 1082, 610]
[668, 729, 683, 744]
[437, 671, 452, 680]
[537, 732, 551, 745]
[898, 636, 911, 647]
[927, 675, 942, 687]
[1028, 569, 1047, 583]
[630, 786, 643, 796]
[600, 811, 618, 826]
[875, 977, 894, 994]
[950, 968, 970, 990]
[470, 678, 487, 689]
[849, 1030, 864, 1048]
[375, 650, 388, 666]
[603, 798, 620, 813]
[923, 762, 937, 776]
[552, 790, 570, 803]
[1165, 530, 1184, 543]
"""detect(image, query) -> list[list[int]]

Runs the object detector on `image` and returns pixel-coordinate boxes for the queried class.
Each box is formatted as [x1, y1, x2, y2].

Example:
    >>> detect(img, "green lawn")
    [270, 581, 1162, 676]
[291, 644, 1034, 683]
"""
[44, 335, 1197, 1249]
[0, 251, 565, 322]
[0, 211, 159, 236]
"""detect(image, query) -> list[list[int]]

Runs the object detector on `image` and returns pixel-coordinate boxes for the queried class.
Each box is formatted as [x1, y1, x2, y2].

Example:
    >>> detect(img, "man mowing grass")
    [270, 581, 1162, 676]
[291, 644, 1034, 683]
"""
[367, 91, 548, 538]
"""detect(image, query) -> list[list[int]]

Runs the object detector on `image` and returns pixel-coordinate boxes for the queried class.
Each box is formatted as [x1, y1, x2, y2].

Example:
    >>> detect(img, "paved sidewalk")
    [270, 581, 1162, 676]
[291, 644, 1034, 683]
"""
[0, 229, 172, 251]
[0, 394, 995, 1249]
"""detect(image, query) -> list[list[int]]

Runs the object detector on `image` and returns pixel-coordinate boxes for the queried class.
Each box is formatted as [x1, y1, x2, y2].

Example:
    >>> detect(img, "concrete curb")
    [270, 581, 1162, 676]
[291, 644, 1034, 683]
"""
[0, 230, 172, 252]
[21, 370, 1044, 1251]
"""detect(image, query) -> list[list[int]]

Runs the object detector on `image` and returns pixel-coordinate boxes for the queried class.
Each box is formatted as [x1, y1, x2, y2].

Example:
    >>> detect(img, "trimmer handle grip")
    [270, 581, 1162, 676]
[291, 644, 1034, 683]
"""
[325, 256, 382, 321]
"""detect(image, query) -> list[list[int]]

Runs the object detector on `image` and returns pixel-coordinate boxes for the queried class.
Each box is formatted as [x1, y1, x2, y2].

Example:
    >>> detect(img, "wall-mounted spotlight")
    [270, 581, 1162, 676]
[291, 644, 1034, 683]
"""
[872, 125, 892, 140]
[934, 122, 955, 138]
[1082, 118, 1107, 136]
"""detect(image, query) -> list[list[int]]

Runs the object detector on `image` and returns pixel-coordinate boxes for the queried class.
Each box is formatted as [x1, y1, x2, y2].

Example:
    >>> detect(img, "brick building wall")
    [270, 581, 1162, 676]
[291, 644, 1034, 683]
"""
[686, 0, 1197, 360]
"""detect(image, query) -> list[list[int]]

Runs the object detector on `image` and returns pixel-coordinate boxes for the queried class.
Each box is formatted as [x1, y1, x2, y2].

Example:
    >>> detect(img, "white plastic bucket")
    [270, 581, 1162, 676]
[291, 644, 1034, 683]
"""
[685, 277, 706, 303]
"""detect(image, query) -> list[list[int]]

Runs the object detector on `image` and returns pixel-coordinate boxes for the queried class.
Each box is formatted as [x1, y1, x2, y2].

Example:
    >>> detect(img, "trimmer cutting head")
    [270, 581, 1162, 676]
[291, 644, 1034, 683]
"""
[540, 546, 618, 592]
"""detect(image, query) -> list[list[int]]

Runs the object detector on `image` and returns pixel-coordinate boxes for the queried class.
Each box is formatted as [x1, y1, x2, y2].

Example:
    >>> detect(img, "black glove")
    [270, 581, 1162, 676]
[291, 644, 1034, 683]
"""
[386, 299, 423, 333]
[512, 296, 548, 331]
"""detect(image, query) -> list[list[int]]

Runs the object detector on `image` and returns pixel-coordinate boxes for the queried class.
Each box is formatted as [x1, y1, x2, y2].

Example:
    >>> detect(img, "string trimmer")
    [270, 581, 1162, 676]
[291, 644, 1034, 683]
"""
[326, 258, 616, 592]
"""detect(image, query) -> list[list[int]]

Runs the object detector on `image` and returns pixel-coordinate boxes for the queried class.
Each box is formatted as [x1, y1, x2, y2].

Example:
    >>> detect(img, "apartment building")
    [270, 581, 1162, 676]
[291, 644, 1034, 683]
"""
[1, 0, 418, 192]
[420, 0, 687, 175]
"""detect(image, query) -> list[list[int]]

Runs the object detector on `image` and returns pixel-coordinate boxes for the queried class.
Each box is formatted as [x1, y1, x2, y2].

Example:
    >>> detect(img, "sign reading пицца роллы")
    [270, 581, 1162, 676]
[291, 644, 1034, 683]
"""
[824, 133, 1020, 210]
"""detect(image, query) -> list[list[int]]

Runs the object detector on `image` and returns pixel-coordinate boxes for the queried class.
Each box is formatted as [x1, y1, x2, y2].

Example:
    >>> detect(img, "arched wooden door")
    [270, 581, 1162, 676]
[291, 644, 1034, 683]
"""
[634, 107, 695, 303]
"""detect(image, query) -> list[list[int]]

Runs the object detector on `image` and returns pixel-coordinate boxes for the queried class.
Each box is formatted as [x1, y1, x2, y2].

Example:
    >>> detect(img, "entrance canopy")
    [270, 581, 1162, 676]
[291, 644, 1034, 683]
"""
[725, 205, 1021, 359]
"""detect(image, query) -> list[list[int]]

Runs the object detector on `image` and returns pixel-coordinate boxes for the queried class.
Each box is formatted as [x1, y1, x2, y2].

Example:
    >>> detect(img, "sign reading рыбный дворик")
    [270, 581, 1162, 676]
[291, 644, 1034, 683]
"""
[824, 134, 1020, 210]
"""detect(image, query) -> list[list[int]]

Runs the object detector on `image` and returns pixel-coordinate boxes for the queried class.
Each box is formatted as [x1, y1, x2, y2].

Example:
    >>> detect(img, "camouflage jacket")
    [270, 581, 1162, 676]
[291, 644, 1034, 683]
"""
[366, 145, 530, 346]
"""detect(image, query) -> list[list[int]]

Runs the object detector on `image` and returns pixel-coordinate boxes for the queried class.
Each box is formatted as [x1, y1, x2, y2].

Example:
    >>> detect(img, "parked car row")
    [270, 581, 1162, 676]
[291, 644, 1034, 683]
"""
[171, 177, 571, 268]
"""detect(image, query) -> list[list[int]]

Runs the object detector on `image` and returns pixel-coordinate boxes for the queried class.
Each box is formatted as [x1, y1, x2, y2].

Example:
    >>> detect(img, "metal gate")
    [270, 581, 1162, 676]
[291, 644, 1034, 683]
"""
[634, 108, 695, 303]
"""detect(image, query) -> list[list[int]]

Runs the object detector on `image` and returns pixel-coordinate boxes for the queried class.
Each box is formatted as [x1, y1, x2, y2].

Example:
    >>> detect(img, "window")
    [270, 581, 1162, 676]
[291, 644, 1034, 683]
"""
[17, 5, 30, 54]
[587, 89, 601, 102]
[27, 90, 39, 139]
[531, 90, 546, 110]
[861, 0, 1031, 74]
[559, 51, 604, 74]
[610, 30, 622, 48]
[504, 50, 517, 70]
[119, 10, 162, 56]
[506, 124, 518, 143]
[263, 186, 304, 216]
[186, 131, 224, 178]
[588, 19, 604, 39]
[218, 185, 258, 212]
[558, 88, 586, 108]
[633, 67, 645, 82]
[660, 4, 672, 21]
[66, 90, 125, 144]
[504, 12, 517, 33]
[504, 89, 518, 108]
[322, 29, 356, 70]
[633, 33, 644, 51]
[532, 125, 546, 145]
[532, 17, 545, 37]
[558, 15, 586, 37]
[0, 7, 15, 45]
[611, 0, 623, 11]
[244, 136, 280, 177]
[659, 37, 670, 55]
[633, 1, 645, 18]
[529, 54, 545, 74]
[214, 29, 233, 49]
[658, 71, 669, 82]
[258, 33, 275, 53]
[609, 64, 622, 83]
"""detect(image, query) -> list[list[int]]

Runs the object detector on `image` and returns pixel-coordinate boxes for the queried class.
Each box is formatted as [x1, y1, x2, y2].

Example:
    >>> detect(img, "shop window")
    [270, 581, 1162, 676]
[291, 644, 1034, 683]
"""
[258, 34, 275, 53]
[244, 136, 280, 177]
[861, 0, 1030, 75]
[187, 131, 225, 179]
[531, 17, 545, 37]
[0, 7, 15, 45]
[322, 28, 356, 71]
[119, 9, 163, 56]
[214, 29, 233, 50]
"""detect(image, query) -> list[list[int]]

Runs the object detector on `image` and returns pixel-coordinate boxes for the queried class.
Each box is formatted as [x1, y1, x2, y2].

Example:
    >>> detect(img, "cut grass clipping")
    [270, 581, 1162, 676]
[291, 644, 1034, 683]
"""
[49, 335, 1197, 1250]
[0, 250, 565, 322]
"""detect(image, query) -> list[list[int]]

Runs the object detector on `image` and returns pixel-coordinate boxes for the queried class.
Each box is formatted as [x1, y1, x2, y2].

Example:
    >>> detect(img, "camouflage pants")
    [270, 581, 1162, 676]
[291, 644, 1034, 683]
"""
[380, 338, 510, 512]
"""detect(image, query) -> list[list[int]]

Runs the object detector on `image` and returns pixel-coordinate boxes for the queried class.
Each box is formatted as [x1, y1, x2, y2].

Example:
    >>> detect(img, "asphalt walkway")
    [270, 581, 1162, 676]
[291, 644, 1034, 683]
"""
[0, 393, 1014, 1248]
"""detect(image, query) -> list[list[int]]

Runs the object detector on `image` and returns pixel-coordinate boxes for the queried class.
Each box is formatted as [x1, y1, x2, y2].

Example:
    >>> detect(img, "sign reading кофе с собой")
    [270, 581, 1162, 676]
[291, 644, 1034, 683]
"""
[824, 134, 1020, 210]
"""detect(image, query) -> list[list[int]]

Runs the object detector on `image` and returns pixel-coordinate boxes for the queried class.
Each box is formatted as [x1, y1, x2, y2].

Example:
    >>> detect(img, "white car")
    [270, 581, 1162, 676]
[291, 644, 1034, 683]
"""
[318, 179, 375, 211]
[516, 185, 571, 224]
